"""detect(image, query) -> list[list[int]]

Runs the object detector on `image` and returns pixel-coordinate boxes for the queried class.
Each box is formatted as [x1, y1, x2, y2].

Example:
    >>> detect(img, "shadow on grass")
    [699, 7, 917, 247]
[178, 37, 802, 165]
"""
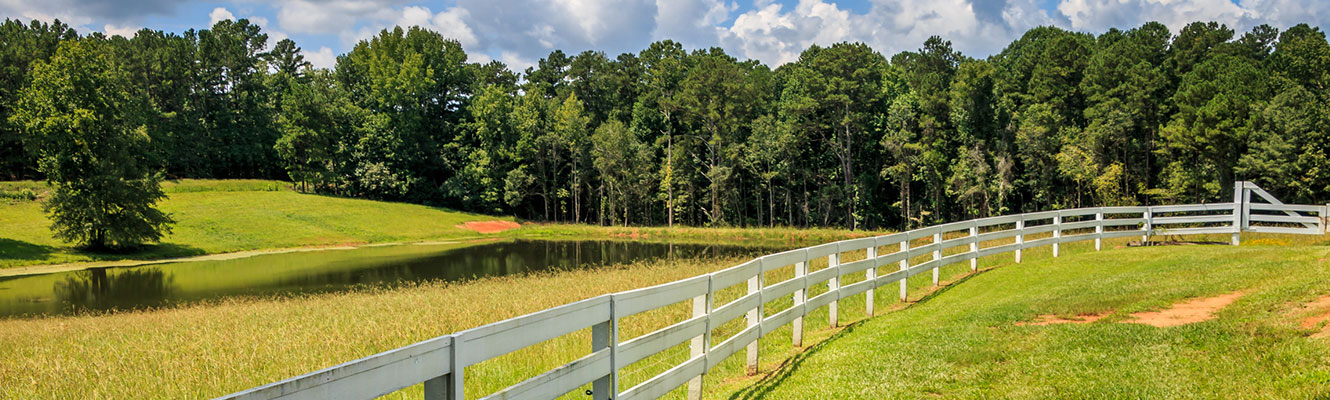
[68, 242, 208, 262]
[728, 268, 992, 400]
[0, 238, 56, 261]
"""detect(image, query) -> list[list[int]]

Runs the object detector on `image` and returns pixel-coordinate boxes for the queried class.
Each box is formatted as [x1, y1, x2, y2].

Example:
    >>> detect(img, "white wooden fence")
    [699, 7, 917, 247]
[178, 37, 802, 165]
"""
[218, 182, 1328, 400]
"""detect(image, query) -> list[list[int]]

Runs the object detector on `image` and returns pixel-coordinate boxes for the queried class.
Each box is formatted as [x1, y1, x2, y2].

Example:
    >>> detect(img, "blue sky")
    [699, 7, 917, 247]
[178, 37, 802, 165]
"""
[2, 0, 1326, 71]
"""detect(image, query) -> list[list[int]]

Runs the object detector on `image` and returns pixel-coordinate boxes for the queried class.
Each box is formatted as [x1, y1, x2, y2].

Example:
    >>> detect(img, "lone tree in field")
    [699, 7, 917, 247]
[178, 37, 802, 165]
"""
[12, 38, 172, 249]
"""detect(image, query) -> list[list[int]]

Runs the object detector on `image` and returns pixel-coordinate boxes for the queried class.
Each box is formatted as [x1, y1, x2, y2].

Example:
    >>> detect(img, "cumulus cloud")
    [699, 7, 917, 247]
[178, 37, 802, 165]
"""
[458, 0, 655, 59]
[306, 46, 337, 69]
[6, 0, 1330, 74]
[1056, 0, 1330, 35]
[103, 23, 139, 37]
[276, 0, 401, 37]
[397, 6, 478, 47]
[208, 7, 234, 25]
[654, 0, 734, 48]
[1058, 0, 1252, 33]
[716, 0, 1045, 66]
[0, 0, 176, 28]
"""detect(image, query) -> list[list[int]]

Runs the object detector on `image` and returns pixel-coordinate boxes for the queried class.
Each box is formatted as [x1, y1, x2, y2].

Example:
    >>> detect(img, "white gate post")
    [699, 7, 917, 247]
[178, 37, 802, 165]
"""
[1015, 219, 1024, 263]
[898, 240, 909, 302]
[865, 246, 876, 316]
[1094, 211, 1103, 251]
[792, 261, 805, 347]
[686, 282, 710, 400]
[1142, 209, 1152, 245]
[1052, 214, 1062, 257]
[745, 268, 761, 375]
[931, 232, 941, 287]
[828, 252, 839, 328]
[1232, 181, 1243, 246]
[592, 305, 617, 400]
[969, 225, 979, 271]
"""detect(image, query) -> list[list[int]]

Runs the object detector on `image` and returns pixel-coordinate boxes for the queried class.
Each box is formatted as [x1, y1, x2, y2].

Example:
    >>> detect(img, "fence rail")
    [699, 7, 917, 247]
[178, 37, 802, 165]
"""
[218, 182, 1330, 400]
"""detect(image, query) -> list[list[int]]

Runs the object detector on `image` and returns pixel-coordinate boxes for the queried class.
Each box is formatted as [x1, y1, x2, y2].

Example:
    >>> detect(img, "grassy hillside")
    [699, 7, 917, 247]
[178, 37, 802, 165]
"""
[726, 242, 1330, 399]
[0, 180, 513, 269]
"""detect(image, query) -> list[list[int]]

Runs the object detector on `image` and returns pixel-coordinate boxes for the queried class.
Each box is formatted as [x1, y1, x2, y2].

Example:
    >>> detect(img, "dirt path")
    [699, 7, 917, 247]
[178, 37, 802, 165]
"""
[458, 220, 522, 233]
[1126, 291, 1246, 327]
[1016, 312, 1111, 326]
[1017, 291, 1247, 327]
[1295, 295, 1330, 337]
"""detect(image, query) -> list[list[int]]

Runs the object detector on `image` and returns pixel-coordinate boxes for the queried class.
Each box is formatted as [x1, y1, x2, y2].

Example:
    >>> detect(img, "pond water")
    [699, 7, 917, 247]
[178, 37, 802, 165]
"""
[0, 239, 778, 318]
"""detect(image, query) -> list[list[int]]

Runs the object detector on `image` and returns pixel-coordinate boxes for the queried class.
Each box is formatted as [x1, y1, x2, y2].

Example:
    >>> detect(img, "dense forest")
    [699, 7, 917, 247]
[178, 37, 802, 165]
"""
[2, 18, 1328, 230]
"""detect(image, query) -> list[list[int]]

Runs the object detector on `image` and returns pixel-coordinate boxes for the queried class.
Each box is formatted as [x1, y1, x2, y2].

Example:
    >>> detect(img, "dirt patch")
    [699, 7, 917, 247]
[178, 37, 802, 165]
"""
[458, 220, 521, 234]
[1016, 312, 1111, 326]
[1129, 240, 1229, 247]
[1126, 291, 1245, 327]
[1295, 295, 1330, 338]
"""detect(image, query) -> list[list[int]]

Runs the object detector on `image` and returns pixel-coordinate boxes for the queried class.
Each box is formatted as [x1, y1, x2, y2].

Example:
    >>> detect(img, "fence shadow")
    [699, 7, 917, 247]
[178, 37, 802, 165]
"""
[728, 268, 991, 400]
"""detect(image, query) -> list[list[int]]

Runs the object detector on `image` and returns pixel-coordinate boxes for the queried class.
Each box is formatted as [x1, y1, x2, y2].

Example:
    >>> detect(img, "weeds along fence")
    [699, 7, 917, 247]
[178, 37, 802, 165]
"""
[219, 182, 1328, 400]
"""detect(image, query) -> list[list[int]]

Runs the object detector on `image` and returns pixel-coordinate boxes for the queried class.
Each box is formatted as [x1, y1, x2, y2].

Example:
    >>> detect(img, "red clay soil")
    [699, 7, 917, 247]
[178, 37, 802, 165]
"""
[1126, 291, 1246, 327]
[458, 220, 522, 234]
[1016, 312, 1111, 326]
[1296, 295, 1330, 338]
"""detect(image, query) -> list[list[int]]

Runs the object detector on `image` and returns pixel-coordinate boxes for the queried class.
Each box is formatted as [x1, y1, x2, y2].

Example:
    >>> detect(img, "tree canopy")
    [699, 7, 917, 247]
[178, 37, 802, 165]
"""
[3, 18, 1328, 230]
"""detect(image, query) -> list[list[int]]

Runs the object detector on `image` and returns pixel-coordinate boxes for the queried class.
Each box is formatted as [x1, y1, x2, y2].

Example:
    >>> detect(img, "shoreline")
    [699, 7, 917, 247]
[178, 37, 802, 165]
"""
[0, 239, 485, 279]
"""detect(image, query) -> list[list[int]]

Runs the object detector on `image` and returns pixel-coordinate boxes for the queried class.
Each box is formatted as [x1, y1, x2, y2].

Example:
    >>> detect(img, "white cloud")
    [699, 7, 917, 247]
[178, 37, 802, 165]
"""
[457, 0, 655, 59]
[208, 7, 234, 25]
[500, 50, 536, 73]
[717, 0, 1037, 66]
[306, 46, 337, 69]
[654, 0, 734, 48]
[1058, 0, 1252, 33]
[276, 0, 399, 37]
[103, 23, 138, 37]
[397, 6, 478, 48]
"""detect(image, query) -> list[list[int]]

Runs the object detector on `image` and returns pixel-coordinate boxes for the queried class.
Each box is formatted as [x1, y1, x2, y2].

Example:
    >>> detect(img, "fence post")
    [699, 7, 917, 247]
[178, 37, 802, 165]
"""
[969, 225, 978, 271]
[1142, 209, 1152, 245]
[1095, 211, 1103, 251]
[423, 367, 455, 400]
[792, 261, 805, 347]
[828, 251, 840, 328]
[865, 245, 876, 317]
[899, 240, 909, 302]
[1232, 181, 1243, 246]
[592, 302, 617, 400]
[1015, 219, 1024, 263]
[931, 232, 941, 287]
[1052, 214, 1062, 257]
[1324, 204, 1329, 234]
[745, 266, 761, 375]
[686, 279, 710, 400]
[433, 335, 464, 400]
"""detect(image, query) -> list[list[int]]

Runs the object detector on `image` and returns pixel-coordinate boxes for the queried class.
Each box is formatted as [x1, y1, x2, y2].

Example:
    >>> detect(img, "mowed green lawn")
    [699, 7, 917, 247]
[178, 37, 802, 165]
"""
[727, 241, 1330, 399]
[0, 180, 511, 269]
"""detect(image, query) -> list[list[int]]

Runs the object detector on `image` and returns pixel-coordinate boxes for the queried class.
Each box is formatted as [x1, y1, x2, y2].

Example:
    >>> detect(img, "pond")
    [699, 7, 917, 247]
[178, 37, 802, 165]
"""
[0, 239, 780, 318]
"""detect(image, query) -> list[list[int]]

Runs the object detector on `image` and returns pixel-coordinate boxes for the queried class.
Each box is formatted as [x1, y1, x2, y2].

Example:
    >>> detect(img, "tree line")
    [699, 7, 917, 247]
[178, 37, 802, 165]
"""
[4, 18, 1328, 236]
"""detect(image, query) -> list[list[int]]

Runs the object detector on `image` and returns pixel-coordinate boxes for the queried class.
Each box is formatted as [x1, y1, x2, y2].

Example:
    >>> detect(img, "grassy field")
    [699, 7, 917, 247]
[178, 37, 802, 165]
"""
[0, 234, 981, 399]
[4, 233, 1325, 399]
[0, 180, 514, 269]
[729, 240, 1330, 399]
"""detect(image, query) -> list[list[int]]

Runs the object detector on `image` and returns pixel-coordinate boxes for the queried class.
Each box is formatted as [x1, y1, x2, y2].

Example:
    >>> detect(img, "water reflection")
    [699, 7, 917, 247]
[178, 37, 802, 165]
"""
[53, 268, 174, 312]
[0, 239, 775, 318]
